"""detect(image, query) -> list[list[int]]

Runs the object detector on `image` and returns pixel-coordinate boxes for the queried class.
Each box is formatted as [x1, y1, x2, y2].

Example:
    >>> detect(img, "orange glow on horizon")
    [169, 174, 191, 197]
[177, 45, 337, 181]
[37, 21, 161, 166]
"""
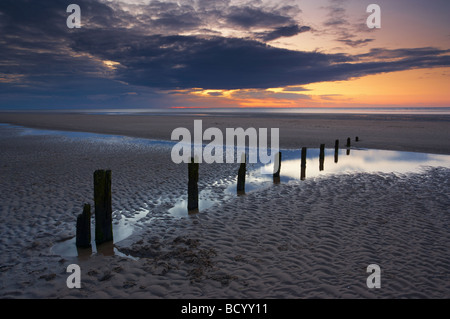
[168, 67, 450, 109]
[304, 68, 450, 107]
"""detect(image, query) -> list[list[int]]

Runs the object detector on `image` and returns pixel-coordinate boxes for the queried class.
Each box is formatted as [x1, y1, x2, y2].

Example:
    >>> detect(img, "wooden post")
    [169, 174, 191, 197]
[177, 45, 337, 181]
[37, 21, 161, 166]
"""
[76, 204, 91, 248]
[300, 147, 307, 180]
[237, 153, 246, 194]
[334, 140, 339, 163]
[273, 151, 281, 178]
[94, 170, 113, 245]
[188, 158, 199, 211]
[346, 137, 351, 156]
[319, 144, 325, 171]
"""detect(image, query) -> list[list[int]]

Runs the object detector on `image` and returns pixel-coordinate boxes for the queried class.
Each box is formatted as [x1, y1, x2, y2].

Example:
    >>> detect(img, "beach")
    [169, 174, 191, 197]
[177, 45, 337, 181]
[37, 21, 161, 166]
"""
[1, 111, 450, 154]
[0, 112, 449, 299]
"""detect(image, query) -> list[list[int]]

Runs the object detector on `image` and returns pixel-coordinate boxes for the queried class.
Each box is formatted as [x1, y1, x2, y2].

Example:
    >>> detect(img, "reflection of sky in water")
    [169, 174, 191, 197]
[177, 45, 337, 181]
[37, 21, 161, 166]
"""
[8, 124, 177, 148]
[176, 148, 450, 217]
[261, 148, 450, 181]
[51, 209, 148, 259]
[168, 196, 218, 218]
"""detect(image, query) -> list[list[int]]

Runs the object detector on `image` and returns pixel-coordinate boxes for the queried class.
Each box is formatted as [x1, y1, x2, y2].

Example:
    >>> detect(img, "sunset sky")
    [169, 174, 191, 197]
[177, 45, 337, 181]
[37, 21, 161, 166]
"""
[0, 0, 449, 110]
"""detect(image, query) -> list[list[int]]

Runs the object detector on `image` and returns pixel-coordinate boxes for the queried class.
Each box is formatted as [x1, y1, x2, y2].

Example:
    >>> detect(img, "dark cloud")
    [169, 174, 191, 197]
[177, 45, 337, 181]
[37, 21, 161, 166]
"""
[225, 6, 294, 29]
[356, 47, 450, 60]
[70, 33, 356, 90]
[257, 25, 311, 42]
[69, 30, 449, 90]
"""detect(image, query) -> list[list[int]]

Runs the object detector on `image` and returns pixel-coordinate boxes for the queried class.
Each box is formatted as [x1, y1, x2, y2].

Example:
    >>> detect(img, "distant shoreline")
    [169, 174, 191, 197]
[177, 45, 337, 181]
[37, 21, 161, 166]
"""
[1, 107, 450, 116]
[1, 111, 449, 155]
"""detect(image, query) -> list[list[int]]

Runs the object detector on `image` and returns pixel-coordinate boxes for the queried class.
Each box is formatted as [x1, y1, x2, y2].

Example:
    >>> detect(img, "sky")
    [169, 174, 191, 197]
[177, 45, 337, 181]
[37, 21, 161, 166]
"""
[0, 0, 449, 110]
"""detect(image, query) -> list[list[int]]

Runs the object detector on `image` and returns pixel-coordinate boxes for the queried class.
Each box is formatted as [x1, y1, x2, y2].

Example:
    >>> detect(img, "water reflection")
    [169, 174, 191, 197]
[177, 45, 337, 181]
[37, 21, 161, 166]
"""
[51, 209, 148, 260]
[259, 148, 450, 182]
[168, 194, 219, 218]
[167, 147, 450, 218]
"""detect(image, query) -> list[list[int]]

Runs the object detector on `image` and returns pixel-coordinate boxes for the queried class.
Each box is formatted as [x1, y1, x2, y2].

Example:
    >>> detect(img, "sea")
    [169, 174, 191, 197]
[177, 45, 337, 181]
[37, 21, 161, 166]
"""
[5, 107, 448, 116]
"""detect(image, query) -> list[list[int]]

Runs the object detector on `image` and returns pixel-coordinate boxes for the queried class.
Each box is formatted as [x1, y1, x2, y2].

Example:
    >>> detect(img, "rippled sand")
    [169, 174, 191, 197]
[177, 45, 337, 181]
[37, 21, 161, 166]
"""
[0, 125, 449, 298]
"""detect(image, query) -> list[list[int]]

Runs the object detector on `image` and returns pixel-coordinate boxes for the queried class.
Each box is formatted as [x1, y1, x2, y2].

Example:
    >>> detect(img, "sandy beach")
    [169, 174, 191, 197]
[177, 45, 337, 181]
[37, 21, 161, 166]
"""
[0, 112, 449, 299]
[1, 111, 450, 155]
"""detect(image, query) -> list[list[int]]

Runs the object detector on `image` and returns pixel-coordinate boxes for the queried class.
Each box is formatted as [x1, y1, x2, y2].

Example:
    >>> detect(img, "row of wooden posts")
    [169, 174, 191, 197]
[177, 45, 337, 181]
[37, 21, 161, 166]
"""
[76, 137, 358, 248]
[187, 136, 359, 210]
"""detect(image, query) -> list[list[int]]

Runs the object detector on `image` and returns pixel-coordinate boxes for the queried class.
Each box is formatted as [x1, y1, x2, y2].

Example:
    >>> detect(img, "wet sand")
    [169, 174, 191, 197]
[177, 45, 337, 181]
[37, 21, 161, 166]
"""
[0, 111, 449, 154]
[0, 113, 449, 299]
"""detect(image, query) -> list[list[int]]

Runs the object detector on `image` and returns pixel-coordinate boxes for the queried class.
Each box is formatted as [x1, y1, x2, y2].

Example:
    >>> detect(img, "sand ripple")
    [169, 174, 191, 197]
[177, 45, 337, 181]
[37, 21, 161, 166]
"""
[0, 128, 449, 298]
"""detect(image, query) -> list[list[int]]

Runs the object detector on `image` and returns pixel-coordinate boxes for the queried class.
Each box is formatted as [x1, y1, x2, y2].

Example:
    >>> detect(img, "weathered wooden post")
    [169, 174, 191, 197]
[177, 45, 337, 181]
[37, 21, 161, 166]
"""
[319, 144, 325, 171]
[273, 151, 281, 178]
[334, 139, 339, 163]
[346, 137, 351, 156]
[300, 147, 307, 181]
[76, 203, 91, 248]
[188, 157, 199, 211]
[94, 169, 113, 245]
[237, 152, 246, 194]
